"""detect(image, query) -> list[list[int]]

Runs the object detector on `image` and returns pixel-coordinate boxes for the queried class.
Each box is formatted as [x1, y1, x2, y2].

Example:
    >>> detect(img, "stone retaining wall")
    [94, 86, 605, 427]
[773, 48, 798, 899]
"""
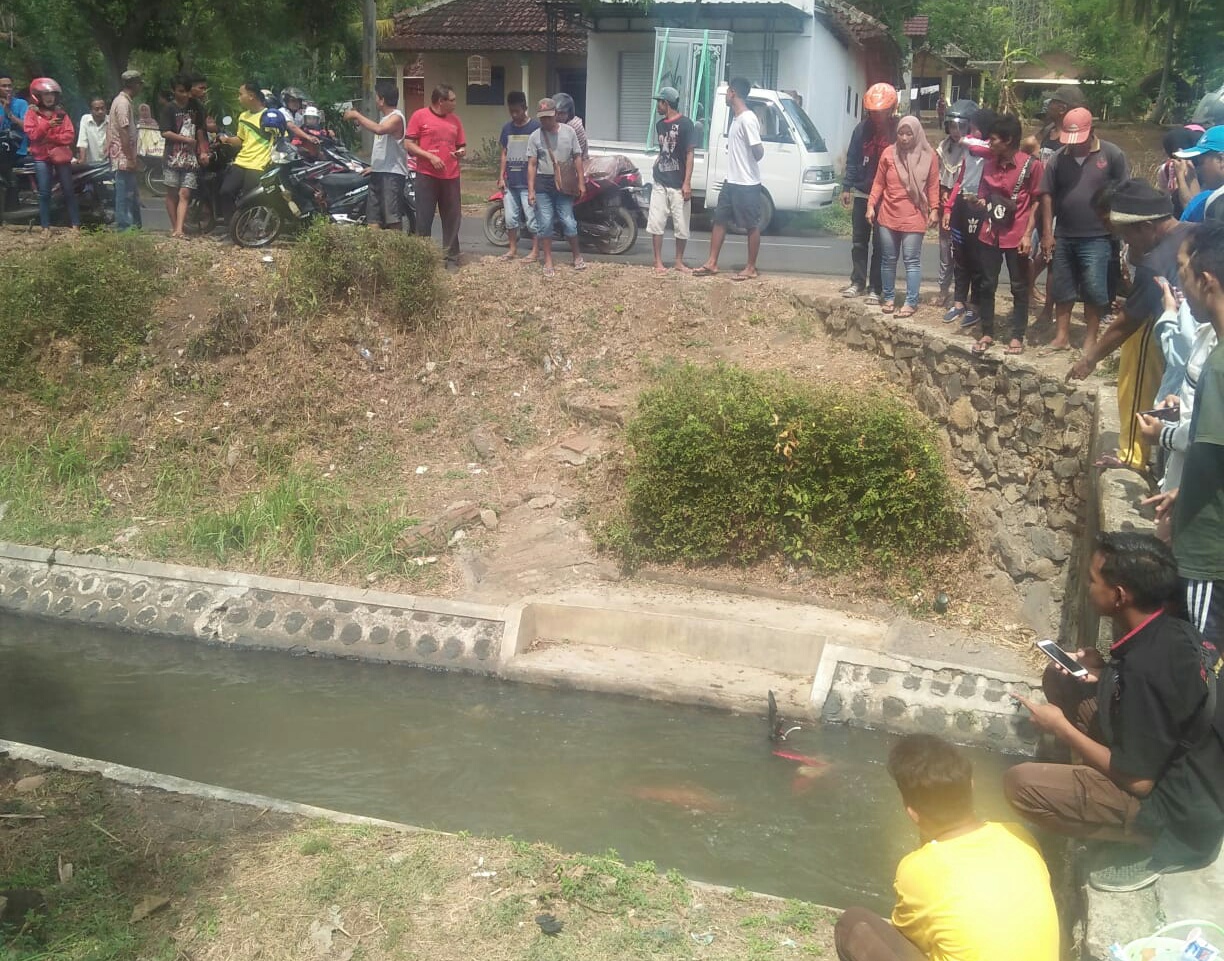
[791, 292, 1099, 640]
[0, 544, 508, 672]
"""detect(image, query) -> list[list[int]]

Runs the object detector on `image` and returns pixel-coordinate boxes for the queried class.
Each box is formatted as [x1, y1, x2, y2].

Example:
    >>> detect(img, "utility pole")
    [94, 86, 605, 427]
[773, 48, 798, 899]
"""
[362, 0, 377, 153]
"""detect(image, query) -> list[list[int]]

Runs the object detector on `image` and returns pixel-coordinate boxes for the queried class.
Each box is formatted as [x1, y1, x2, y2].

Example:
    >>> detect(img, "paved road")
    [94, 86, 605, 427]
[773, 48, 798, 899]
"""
[138, 196, 943, 280]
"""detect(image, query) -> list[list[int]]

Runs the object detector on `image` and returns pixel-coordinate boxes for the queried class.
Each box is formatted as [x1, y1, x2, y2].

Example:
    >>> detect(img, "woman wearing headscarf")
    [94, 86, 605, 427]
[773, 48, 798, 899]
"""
[866, 115, 939, 317]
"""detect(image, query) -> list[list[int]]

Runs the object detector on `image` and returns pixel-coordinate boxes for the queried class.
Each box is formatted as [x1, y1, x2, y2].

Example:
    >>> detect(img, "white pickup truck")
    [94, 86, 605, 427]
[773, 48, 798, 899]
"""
[588, 84, 838, 231]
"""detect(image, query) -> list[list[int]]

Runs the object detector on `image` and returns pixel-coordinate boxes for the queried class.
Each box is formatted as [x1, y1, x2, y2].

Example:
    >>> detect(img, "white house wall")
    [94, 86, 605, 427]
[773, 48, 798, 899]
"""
[586, 32, 654, 141]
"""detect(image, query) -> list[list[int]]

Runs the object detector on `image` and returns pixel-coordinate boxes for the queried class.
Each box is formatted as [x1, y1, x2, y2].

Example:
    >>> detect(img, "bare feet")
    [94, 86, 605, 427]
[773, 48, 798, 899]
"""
[674, 263, 692, 274]
[500, 250, 519, 261]
[653, 265, 669, 275]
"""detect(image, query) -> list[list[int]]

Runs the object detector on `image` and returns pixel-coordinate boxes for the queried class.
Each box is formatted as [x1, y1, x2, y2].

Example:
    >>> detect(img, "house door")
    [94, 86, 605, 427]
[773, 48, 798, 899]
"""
[555, 68, 587, 121]
[617, 51, 654, 143]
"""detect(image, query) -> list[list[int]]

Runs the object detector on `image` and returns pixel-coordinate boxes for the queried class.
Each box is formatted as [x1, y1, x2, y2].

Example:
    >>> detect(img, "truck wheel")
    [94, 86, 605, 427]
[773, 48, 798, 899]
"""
[230, 204, 282, 248]
[483, 202, 509, 247]
[758, 191, 777, 233]
[599, 206, 638, 255]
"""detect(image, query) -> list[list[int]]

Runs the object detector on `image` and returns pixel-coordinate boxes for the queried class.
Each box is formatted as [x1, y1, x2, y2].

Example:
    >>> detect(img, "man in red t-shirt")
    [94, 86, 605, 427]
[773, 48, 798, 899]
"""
[406, 84, 466, 264]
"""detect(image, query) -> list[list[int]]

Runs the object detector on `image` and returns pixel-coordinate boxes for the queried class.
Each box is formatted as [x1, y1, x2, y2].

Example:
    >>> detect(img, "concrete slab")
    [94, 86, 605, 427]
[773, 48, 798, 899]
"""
[501, 640, 812, 717]
[1158, 857, 1224, 925]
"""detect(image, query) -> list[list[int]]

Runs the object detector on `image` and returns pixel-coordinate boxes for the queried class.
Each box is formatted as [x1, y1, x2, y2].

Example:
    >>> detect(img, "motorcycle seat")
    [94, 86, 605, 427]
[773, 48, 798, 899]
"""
[318, 172, 367, 195]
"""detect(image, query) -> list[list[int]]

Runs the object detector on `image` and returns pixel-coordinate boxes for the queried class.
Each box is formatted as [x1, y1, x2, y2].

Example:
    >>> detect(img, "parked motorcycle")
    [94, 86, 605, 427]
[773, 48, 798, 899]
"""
[0, 160, 114, 227]
[230, 139, 371, 247]
[483, 155, 645, 256]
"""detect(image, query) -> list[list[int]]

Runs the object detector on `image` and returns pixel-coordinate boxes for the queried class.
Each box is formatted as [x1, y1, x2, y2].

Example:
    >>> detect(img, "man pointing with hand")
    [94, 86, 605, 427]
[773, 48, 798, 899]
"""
[1005, 532, 1224, 893]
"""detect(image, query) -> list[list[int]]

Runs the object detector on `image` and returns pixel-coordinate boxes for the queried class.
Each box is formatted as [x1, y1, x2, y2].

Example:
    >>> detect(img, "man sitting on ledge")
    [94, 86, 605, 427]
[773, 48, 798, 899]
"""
[1008, 531, 1224, 892]
[834, 733, 1059, 961]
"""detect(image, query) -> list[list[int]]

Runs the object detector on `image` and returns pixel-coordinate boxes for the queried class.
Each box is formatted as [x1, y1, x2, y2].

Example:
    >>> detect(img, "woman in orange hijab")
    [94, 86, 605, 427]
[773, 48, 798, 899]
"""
[867, 115, 939, 317]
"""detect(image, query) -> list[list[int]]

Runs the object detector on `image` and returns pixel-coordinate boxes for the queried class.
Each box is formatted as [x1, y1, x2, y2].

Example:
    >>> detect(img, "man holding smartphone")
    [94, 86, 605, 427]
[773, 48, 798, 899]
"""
[1007, 531, 1224, 893]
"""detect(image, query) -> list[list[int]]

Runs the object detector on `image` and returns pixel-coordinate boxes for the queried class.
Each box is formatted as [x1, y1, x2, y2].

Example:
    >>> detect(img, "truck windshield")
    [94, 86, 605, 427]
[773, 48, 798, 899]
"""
[781, 100, 827, 153]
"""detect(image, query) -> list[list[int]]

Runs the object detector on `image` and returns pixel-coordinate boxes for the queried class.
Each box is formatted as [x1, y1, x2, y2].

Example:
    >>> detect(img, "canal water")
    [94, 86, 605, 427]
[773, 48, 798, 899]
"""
[0, 613, 1019, 912]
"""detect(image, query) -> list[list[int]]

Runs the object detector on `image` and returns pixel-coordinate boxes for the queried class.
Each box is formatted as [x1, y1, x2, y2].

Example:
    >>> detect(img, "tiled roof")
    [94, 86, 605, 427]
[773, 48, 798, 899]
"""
[382, 0, 587, 53]
[818, 0, 893, 45]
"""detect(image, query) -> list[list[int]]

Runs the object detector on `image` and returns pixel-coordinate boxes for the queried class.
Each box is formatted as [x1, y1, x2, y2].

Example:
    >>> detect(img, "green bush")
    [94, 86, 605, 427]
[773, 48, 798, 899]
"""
[616, 363, 968, 570]
[0, 232, 164, 389]
[282, 223, 444, 328]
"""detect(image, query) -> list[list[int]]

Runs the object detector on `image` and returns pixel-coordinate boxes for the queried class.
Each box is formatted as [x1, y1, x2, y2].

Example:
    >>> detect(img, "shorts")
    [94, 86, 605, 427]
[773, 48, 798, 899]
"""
[367, 171, 404, 227]
[1050, 235, 1112, 307]
[502, 187, 536, 233]
[162, 167, 198, 191]
[713, 182, 762, 230]
[647, 183, 691, 240]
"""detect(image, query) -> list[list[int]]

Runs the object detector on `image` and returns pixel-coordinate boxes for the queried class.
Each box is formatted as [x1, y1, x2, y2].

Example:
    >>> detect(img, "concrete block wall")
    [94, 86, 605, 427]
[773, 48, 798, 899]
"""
[0, 545, 507, 673]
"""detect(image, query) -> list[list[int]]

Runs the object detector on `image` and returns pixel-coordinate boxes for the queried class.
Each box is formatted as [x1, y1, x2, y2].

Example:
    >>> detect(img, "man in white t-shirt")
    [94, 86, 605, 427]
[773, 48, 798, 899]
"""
[344, 80, 407, 230]
[76, 97, 109, 164]
[694, 77, 764, 280]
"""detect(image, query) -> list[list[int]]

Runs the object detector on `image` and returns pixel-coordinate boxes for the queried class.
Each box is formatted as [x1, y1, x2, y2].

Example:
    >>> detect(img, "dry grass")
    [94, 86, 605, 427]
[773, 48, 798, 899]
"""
[0, 763, 836, 961]
[0, 234, 1027, 634]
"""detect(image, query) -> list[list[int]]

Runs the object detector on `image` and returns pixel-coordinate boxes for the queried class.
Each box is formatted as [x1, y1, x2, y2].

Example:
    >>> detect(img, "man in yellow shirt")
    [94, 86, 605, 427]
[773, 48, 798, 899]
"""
[218, 81, 276, 224]
[834, 735, 1060, 961]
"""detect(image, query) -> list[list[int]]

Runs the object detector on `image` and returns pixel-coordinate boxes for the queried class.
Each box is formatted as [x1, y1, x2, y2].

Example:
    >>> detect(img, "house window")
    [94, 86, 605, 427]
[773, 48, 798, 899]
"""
[466, 64, 505, 106]
[846, 86, 851, 114]
[467, 55, 491, 86]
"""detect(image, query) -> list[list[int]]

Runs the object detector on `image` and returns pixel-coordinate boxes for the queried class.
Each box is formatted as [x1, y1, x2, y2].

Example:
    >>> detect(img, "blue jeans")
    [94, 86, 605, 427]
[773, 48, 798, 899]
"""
[503, 187, 537, 234]
[533, 185, 577, 239]
[877, 225, 924, 307]
[114, 169, 142, 230]
[34, 160, 79, 228]
[1050, 235, 1111, 307]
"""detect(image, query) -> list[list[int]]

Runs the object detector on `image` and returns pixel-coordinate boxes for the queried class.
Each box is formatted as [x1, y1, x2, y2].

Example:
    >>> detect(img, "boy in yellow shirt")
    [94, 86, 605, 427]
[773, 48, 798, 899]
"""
[834, 735, 1059, 961]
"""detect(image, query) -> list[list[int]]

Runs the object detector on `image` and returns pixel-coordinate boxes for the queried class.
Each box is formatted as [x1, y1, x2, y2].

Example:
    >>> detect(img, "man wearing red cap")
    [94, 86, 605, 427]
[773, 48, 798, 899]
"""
[1037, 105, 1129, 352]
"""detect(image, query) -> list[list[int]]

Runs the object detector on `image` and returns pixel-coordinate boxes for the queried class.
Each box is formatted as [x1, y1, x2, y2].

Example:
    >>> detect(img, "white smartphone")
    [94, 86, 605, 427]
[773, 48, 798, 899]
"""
[1036, 639, 1088, 677]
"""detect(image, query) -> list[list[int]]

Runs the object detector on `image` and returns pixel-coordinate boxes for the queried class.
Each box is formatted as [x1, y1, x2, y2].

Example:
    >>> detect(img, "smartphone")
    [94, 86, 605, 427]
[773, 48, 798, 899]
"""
[1036, 639, 1088, 677]
[1139, 405, 1180, 422]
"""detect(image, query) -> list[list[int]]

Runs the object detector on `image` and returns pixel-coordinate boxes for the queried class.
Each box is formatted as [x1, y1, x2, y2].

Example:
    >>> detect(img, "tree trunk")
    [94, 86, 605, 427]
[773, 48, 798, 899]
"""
[362, 0, 376, 153]
[1154, 0, 1179, 122]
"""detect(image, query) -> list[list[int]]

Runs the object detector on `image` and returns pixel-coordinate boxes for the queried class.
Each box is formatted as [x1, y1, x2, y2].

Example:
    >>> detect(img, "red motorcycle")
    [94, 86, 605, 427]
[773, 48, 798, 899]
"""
[483, 155, 646, 256]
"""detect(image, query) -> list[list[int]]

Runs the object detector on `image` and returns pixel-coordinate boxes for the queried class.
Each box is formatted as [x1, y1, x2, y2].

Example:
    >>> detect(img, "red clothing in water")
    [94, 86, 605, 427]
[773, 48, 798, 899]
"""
[406, 107, 465, 180]
[24, 106, 75, 161]
[868, 144, 940, 233]
[978, 152, 1043, 249]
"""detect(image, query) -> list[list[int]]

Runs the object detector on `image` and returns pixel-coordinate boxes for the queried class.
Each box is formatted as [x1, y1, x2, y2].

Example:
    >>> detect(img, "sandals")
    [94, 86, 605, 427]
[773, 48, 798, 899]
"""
[881, 303, 895, 314]
[897, 306, 916, 318]
[691, 266, 718, 278]
[864, 293, 882, 306]
[1005, 340, 1025, 355]
[971, 337, 993, 355]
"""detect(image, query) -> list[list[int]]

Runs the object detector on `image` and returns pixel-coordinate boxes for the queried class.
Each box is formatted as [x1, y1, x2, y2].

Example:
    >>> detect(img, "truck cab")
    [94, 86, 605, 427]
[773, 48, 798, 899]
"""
[707, 84, 837, 228]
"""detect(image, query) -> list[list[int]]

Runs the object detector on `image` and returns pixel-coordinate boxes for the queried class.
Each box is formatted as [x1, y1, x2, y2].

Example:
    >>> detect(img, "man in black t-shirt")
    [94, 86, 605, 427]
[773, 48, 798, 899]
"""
[160, 74, 202, 238]
[648, 86, 695, 274]
[1008, 532, 1224, 893]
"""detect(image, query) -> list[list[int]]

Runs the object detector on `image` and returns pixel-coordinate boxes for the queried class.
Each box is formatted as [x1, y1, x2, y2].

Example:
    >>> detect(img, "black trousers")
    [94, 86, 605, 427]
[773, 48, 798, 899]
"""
[850, 196, 882, 295]
[977, 244, 1030, 342]
[951, 197, 982, 306]
[415, 173, 462, 260]
[220, 165, 264, 222]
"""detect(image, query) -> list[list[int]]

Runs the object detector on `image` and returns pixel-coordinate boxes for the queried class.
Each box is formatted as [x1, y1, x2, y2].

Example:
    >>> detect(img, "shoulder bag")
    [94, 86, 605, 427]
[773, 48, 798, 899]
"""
[986, 155, 1033, 236]
[543, 130, 582, 198]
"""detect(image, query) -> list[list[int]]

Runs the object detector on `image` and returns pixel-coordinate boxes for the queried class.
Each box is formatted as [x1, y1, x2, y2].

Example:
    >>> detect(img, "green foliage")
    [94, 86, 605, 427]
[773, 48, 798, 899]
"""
[281, 223, 445, 329]
[614, 363, 968, 571]
[0, 233, 164, 390]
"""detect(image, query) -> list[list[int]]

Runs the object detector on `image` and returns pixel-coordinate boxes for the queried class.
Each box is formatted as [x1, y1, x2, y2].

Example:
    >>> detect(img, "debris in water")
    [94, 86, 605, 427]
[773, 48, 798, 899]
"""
[629, 785, 731, 814]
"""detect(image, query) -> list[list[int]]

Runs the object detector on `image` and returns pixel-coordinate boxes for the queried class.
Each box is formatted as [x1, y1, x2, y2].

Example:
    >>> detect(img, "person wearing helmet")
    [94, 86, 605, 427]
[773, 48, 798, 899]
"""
[23, 77, 80, 229]
[841, 82, 898, 304]
[106, 69, 145, 229]
[934, 99, 975, 308]
[217, 82, 275, 225]
[552, 92, 589, 160]
[1191, 84, 1224, 130]
[277, 86, 318, 145]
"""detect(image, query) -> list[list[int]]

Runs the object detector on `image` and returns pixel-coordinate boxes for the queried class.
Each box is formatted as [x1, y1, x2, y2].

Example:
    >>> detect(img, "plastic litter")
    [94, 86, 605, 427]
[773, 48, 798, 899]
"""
[691, 932, 715, 945]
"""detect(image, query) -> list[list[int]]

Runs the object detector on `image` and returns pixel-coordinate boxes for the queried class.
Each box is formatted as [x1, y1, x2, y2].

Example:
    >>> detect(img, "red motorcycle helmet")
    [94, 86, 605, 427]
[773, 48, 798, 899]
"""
[29, 77, 62, 106]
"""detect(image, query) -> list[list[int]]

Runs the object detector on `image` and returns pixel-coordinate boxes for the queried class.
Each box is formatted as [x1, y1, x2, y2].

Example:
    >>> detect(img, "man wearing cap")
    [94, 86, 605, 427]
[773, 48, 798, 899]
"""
[1038, 106, 1129, 352]
[106, 69, 145, 230]
[1174, 128, 1224, 224]
[527, 97, 585, 275]
[1069, 180, 1192, 472]
[1037, 86, 1085, 163]
[648, 86, 695, 274]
